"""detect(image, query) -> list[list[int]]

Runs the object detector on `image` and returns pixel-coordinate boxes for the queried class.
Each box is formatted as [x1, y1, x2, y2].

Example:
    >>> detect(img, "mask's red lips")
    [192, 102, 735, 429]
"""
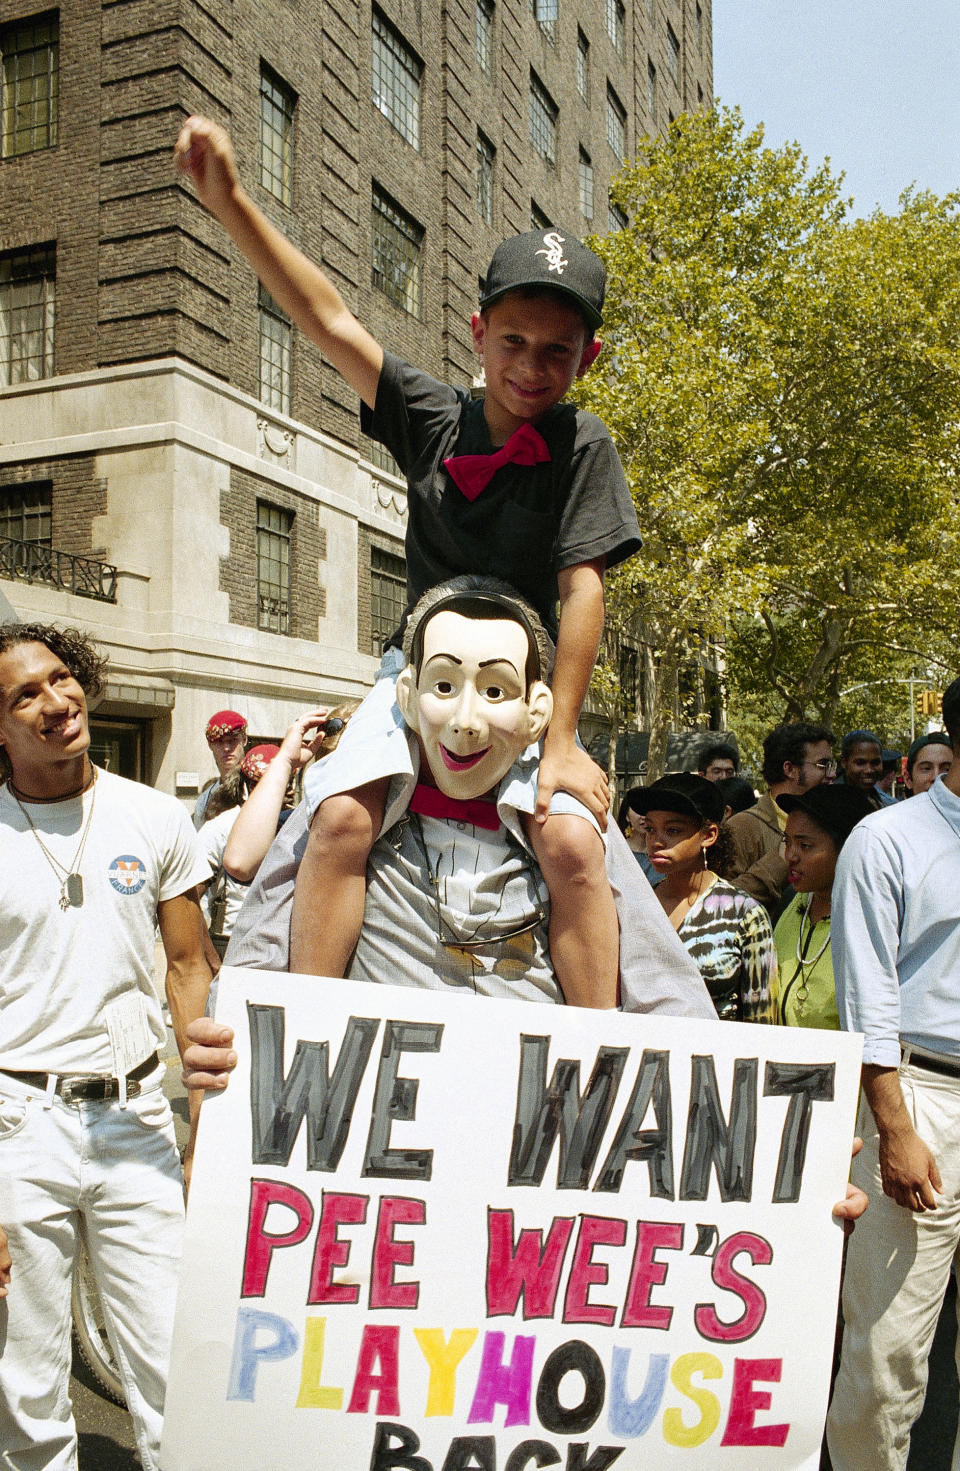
[440, 745, 489, 771]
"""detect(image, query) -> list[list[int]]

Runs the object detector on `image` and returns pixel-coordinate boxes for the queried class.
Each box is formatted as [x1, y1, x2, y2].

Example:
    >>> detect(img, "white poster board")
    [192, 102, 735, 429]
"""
[161, 969, 862, 1470]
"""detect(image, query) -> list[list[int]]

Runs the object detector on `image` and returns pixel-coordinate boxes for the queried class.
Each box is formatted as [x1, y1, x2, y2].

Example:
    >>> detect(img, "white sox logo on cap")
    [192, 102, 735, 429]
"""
[535, 230, 569, 275]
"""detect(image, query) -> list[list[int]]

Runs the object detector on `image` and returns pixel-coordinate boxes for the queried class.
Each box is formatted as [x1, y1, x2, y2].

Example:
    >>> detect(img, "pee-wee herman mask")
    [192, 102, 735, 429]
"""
[396, 577, 554, 804]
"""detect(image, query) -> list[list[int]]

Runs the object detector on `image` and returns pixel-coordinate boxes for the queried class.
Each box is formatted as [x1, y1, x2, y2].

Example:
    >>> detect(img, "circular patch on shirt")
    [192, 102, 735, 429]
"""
[108, 855, 147, 895]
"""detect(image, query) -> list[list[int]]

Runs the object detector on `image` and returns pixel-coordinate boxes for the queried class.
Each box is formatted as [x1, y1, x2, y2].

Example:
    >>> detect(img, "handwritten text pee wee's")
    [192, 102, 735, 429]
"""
[244, 1003, 835, 1204]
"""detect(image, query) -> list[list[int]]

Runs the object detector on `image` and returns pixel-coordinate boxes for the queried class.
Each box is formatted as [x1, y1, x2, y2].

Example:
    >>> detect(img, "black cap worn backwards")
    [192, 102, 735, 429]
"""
[480, 228, 605, 332]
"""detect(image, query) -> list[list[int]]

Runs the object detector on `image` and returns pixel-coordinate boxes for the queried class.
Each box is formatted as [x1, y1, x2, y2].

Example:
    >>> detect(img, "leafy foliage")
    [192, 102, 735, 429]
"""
[575, 107, 960, 777]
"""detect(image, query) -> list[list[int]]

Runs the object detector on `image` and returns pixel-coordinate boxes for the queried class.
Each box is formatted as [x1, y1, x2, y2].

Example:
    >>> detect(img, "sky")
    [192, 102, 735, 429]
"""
[712, 1, 960, 216]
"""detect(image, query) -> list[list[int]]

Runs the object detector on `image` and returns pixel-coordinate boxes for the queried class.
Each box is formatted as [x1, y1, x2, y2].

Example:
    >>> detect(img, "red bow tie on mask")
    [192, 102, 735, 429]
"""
[410, 782, 501, 830]
[443, 423, 551, 502]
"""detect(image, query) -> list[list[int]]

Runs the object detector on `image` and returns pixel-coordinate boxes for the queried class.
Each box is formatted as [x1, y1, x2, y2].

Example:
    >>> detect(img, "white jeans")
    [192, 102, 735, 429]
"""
[827, 1060, 960, 1471]
[0, 1068, 184, 1471]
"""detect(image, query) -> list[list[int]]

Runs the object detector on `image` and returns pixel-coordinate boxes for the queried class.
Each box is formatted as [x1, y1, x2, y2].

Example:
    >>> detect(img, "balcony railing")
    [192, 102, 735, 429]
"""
[0, 538, 118, 604]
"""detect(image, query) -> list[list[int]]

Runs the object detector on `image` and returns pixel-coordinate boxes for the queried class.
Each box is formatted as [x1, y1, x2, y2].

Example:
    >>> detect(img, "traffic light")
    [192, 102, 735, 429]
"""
[916, 689, 943, 719]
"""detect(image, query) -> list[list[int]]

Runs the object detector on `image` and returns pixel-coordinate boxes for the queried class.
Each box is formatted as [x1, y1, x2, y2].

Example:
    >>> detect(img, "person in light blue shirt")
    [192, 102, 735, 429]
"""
[827, 677, 960, 1471]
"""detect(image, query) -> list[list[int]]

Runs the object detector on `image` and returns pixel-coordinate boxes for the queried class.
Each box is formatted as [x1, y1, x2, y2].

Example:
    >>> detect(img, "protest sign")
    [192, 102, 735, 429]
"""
[161, 968, 862, 1470]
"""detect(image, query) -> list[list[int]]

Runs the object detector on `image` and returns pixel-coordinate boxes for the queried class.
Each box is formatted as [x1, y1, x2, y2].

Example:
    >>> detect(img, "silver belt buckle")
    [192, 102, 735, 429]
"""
[61, 1075, 110, 1105]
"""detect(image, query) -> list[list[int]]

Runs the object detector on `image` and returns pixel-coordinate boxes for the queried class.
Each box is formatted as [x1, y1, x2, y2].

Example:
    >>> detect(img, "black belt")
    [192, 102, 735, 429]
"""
[901, 1047, 960, 1080]
[0, 1050, 161, 1103]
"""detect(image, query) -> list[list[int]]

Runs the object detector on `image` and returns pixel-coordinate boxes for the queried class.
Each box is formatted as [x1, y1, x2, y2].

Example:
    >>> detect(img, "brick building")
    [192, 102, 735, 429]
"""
[0, 0, 712, 794]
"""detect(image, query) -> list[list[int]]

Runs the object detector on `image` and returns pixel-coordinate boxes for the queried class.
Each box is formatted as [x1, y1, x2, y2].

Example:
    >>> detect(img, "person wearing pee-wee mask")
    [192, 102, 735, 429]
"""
[214, 576, 713, 1018]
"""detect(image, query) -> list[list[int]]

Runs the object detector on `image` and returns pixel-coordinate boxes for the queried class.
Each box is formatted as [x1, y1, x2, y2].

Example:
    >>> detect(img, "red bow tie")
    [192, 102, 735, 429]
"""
[409, 782, 501, 830]
[443, 423, 551, 502]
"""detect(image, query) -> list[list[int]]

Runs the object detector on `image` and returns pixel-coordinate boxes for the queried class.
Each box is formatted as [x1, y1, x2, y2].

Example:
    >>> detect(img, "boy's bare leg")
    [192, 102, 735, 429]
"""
[290, 778, 389, 976]
[522, 812, 619, 1008]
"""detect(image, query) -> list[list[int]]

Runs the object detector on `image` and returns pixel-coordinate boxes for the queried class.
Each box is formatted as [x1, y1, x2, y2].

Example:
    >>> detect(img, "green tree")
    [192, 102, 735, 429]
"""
[576, 107, 960, 779]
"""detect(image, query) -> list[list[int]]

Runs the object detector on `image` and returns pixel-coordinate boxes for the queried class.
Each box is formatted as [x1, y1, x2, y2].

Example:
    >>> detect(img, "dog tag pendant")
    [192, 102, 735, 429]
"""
[64, 873, 84, 907]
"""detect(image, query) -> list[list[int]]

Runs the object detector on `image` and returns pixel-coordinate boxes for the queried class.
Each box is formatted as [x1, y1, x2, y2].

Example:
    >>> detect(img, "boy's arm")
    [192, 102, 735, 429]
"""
[535, 558, 609, 828]
[223, 710, 328, 881]
[175, 116, 383, 409]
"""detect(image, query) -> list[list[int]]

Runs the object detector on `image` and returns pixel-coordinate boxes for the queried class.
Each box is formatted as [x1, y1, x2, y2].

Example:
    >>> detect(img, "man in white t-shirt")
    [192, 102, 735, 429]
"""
[0, 621, 213, 1471]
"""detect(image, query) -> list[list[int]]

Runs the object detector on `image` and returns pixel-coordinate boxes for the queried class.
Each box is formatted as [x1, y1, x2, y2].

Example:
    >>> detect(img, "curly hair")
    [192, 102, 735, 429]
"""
[709, 822, 736, 880]
[0, 623, 108, 783]
[0, 622, 108, 699]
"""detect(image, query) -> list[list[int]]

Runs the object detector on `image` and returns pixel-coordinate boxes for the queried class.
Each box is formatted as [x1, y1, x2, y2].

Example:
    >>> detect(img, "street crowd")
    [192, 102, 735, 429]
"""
[0, 114, 956, 1471]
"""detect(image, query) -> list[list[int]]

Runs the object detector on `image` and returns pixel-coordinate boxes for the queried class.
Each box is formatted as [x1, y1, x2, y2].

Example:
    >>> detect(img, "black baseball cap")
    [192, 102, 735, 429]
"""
[906, 730, 952, 770]
[479, 228, 605, 332]
[776, 785, 874, 849]
[629, 773, 726, 826]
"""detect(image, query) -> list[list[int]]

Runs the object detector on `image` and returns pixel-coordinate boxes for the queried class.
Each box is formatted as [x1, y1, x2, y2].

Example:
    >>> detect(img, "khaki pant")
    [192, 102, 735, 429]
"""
[827, 1061, 960, 1471]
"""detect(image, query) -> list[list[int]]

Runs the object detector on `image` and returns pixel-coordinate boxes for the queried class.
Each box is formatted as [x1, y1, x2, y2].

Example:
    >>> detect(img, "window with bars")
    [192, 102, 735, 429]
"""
[258, 284, 293, 415]
[608, 200, 627, 232]
[606, 0, 625, 54]
[371, 187, 423, 316]
[619, 645, 638, 721]
[666, 22, 680, 82]
[0, 481, 51, 545]
[529, 71, 557, 165]
[363, 435, 402, 479]
[647, 58, 657, 121]
[578, 148, 593, 222]
[256, 501, 293, 635]
[606, 84, 626, 161]
[259, 63, 295, 205]
[1, 14, 58, 158]
[477, 131, 494, 225]
[530, 0, 557, 43]
[576, 29, 589, 99]
[370, 544, 406, 655]
[476, 0, 494, 74]
[0, 243, 55, 387]
[372, 8, 422, 148]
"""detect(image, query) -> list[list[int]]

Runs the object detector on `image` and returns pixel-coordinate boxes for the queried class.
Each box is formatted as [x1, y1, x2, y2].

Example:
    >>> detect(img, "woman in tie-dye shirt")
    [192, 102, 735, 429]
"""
[631, 774, 778, 1024]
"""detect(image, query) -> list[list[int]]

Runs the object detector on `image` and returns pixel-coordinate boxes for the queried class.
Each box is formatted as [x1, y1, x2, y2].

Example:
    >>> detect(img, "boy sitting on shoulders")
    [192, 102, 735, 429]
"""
[175, 118, 641, 1008]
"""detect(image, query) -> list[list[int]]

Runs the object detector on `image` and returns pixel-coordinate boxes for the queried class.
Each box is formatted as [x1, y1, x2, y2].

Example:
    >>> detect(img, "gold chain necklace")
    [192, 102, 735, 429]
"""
[11, 770, 98, 910]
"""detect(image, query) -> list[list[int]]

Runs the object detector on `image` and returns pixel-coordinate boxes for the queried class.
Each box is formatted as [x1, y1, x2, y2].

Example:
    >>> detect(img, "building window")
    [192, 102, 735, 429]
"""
[259, 63, 295, 205]
[697, 82, 704, 107]
[696, 2, 703, 53]
[256, 501, 292, 635]
[258, 284, 293, 415]
[372, 8, 422, 148]
[606, 84, 626, 161]
[372, 186, 423, 315]
[531, 0, 557, 43]
[606, 0, 625, 54]
[578, 148, 593, 222]
[476, 0, 494, 74]
[363, 436, 401, 479]
[531, 199, 552, 231]
[666, 22, 680, 83]
[529, 71, 557, 165]
[370, 544, 406, 655]
[0, 243, 55, 387]
[647, 58, 657, 121]
[646, 0, 655, 21]
[477, 131, 495, 225]
[576, 29, 589, 99]
[608, 200, 627, 232]
[1, 14, 58, 158]
[619, 645, 638, 721]
[0, 481, 51, 545]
